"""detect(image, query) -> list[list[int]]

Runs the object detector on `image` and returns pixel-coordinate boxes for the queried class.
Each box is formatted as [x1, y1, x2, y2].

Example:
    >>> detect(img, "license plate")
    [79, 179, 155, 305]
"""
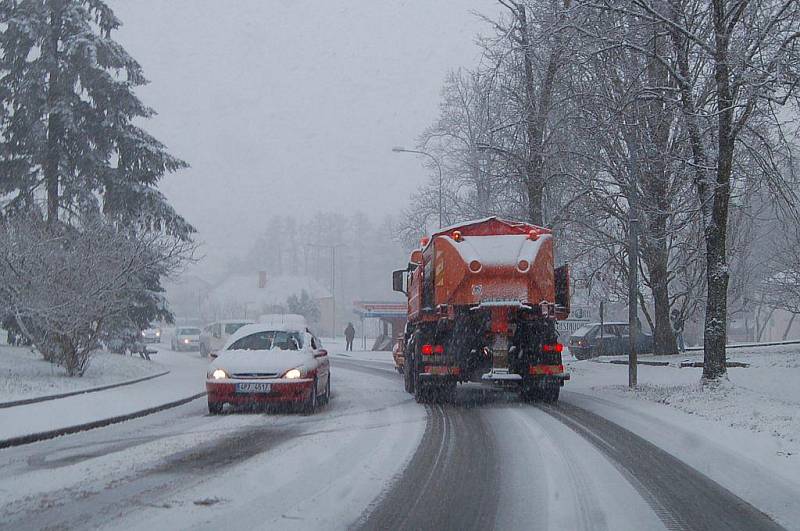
[235, 383, 271, 394]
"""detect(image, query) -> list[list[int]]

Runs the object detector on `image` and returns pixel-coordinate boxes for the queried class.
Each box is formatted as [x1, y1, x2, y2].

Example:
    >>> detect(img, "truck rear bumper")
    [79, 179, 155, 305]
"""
[481, 369, 522, 382]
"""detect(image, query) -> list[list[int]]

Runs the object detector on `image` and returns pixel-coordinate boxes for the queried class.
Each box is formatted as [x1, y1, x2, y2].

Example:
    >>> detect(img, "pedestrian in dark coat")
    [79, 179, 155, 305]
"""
[344, 322, 356, 351]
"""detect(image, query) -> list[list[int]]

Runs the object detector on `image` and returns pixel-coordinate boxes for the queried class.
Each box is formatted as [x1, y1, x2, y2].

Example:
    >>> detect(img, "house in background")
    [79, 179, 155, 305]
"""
[202, 272, 334, 335]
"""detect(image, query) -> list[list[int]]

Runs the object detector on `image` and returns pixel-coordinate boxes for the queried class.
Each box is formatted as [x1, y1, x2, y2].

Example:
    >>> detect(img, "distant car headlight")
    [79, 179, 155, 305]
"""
[283, 368, 302, 379]
[210, 369, 229, 380]
[156, 330, 161, 337]
[183, 339, 190, 343]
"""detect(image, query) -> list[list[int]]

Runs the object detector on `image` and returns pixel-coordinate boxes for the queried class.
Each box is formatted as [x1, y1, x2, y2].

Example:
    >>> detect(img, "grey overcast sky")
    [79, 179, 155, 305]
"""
[109, 0, 497, 277]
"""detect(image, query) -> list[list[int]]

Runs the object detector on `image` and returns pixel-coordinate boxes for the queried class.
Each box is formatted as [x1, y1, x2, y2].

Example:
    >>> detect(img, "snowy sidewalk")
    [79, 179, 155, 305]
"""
[0, 347, 208, 447]
[564, 344, 800, 526]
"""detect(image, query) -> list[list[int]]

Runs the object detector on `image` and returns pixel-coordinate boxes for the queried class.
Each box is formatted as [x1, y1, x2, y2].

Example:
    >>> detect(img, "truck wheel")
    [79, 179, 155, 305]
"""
[440, 381, 457, 403]
[208, 401, 223, 415]
[543, 387, 560, 403]
[404, 355, 415, 394]
[520, 386, 537, 402]
[414, 381, 428, 403]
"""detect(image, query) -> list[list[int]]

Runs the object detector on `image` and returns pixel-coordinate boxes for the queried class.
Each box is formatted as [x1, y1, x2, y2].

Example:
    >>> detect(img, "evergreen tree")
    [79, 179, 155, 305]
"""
[0, 0, 191, 238]
[287, 290, 321, 325]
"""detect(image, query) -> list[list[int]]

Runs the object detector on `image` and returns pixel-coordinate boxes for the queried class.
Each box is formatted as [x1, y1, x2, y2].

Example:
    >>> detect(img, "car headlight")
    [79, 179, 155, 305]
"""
[183, 339, 189, 343]
[283, 368, 302, 379]
[210, 368, 229, 380]
[156, 330, 161, 336]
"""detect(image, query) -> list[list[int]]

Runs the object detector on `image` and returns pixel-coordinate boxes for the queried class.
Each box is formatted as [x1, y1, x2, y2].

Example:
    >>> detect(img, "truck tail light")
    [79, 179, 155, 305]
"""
[543, 343, 563, 353]
[421, 344, 444, 355]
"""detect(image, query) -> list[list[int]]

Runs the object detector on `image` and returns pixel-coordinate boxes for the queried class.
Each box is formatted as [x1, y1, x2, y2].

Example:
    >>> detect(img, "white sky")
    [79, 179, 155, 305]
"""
[109, 0, 497, 276]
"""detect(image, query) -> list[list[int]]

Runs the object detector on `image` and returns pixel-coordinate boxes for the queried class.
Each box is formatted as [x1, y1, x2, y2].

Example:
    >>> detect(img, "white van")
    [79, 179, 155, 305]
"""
[199, 319, 253, 358]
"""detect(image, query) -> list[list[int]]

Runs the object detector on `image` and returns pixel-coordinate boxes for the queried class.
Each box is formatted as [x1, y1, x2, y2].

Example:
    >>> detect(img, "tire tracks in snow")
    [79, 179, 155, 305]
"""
[540, 400, 784, 531]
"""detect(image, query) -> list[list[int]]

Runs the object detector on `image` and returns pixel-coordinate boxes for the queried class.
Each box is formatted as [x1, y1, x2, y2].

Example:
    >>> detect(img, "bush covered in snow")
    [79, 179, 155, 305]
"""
[0, 214, 192, 376]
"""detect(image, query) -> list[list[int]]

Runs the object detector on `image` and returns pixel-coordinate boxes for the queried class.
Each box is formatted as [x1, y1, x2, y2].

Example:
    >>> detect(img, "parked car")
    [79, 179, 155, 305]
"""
[568, 322, 654, 360]
[392, 335, 405, 374]
[199, 319, 253, 358]
[171, 326, 202, 352]
[141, 324, 162, 344]
[205, 322, 331, 414]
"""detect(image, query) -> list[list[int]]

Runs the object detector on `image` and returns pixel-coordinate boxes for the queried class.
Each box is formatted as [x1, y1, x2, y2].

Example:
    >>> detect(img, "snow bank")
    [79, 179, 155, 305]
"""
[580, 345, 800, 458]
[0, 346, 165, 403]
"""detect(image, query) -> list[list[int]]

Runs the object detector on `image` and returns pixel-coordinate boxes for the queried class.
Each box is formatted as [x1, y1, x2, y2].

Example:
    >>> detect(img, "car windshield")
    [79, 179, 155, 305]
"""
[225, 322, 247, 335]
[227, 331, 304, 351]
[179, 327, 200, 335]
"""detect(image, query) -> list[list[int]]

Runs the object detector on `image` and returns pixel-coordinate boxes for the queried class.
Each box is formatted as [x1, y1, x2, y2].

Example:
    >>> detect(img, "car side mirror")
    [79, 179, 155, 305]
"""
[314, 349, 328, 358]
[209, 352, 218, 359]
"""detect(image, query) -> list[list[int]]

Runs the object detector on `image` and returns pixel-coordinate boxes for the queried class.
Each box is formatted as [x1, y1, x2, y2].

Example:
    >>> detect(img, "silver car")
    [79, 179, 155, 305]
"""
[171, 326, 202, 351]
[141, 324, 162, 344]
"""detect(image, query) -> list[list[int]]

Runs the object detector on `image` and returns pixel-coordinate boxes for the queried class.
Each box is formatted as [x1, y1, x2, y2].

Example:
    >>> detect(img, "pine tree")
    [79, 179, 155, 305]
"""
[0, 0, 191, 237]
[287, 290, 321, 325]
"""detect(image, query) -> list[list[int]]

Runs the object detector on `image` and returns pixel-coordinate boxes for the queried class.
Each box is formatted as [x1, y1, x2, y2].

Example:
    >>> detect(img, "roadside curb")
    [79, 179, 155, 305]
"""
[607, 359, 670, 367]
[0, 392, 206, 450]
[0, 370, 171, 409]
[685, 339, 800, 351]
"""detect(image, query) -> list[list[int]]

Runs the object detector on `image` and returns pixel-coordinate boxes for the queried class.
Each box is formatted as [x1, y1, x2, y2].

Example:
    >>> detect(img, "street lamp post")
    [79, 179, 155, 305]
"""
[392, 147, 444, 228]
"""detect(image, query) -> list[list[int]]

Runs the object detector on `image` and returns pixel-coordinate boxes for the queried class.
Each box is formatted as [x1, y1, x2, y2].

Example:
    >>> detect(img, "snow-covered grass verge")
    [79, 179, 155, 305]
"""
[609, 379, 798, 457]
[0, 345, 165, 403]
[577, 345, 800, 459]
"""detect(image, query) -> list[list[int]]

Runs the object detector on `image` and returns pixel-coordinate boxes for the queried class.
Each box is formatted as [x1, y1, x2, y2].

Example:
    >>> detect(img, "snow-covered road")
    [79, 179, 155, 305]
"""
[0, 352, 788, 530]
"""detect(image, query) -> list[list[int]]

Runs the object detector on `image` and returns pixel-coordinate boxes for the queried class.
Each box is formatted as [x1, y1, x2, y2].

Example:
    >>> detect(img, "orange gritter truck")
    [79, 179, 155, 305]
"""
[392, 217, 570, 403]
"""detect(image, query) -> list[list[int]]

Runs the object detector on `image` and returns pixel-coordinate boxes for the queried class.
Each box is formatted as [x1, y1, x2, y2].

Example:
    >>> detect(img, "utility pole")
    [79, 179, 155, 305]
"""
[306, 243, 345, 338]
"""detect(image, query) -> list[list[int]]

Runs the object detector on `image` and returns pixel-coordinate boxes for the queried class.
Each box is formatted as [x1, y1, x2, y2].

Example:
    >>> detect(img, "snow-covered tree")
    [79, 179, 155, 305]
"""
[0, 0, 190, 237]
[287, 290, 321, 327]
[0, 213, 193, 375]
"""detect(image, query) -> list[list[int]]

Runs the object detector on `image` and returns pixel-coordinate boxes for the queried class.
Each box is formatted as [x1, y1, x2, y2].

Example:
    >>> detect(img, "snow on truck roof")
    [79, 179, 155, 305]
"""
[447, 233, 549, 267]
[431, 217, 550, 239]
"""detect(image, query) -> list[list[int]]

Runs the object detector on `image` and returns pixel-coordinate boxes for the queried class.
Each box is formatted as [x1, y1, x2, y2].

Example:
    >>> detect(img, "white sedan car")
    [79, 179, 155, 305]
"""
[206, 323, 331, 414]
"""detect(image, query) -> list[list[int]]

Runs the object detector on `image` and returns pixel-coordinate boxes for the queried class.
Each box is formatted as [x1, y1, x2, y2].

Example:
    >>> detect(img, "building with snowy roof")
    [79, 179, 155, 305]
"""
[203, 272, 333, 336]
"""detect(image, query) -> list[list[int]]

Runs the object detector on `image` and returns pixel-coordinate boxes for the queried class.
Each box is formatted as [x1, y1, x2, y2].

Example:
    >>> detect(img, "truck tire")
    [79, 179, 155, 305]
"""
[543, 387, 560, 403]
[440, 381, 457, 403]
[404, 354, 415, 394]
[414, 379, 429, 403]
[413, 362, 429, 403]
[520, 386, 538, 402]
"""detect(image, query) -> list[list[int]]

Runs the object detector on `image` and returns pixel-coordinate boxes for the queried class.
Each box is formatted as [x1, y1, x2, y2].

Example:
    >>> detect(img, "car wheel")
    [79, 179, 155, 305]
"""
[302, 378, 319, 414]
[208, 401, 223, 415]
[319, 374, 331, 405]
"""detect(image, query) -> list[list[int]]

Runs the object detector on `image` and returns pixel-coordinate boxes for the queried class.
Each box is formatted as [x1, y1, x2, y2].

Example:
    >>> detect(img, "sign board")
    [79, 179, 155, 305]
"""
[557, 319, 590, 335]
